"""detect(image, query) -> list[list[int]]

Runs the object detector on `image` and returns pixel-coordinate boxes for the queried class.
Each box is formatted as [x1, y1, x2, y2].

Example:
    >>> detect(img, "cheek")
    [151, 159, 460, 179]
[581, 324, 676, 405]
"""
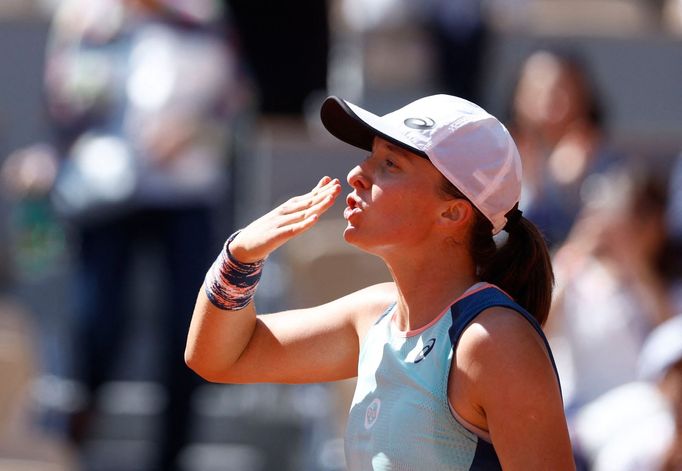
[372, 184, 415, 211]
[375, 186, 439, 227]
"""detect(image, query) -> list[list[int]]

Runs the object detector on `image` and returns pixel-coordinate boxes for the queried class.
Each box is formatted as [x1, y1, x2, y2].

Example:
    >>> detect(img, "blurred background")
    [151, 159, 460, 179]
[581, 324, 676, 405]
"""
[1, 0, 682, 470]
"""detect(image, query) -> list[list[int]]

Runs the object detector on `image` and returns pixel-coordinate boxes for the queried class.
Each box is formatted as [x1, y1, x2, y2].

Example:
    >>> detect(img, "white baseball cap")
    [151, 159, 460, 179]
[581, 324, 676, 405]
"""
[320, 95, 522, 234]
[638, 314, 682, 381]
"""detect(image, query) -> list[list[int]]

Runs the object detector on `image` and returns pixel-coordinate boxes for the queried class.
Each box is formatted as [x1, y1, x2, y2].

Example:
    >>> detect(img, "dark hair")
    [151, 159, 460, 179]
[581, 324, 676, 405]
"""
[441, 179, 554, 325]
[504, 46, 605, 128]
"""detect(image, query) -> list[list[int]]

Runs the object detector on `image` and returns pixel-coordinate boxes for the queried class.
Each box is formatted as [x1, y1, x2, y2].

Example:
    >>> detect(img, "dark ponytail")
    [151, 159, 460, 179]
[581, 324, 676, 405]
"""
[441, 180, 554, 325]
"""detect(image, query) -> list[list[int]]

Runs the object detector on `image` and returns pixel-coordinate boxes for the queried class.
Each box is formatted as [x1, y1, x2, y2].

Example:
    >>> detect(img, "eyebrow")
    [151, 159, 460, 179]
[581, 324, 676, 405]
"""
[383, 142, 413, 160]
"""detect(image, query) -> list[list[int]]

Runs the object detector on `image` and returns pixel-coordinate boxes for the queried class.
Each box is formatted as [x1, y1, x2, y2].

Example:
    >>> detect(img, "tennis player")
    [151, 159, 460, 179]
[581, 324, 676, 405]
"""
[186, 95, 575, 470]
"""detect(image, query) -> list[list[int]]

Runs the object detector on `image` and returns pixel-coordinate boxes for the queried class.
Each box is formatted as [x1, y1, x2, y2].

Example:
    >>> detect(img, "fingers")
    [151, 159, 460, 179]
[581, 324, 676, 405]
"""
[314, 175, 332, 190]
[280, 177, 341, 215]
[278, 186, 340, 228]
[309, 177, 339, 202]
[274, 177, 341, 237]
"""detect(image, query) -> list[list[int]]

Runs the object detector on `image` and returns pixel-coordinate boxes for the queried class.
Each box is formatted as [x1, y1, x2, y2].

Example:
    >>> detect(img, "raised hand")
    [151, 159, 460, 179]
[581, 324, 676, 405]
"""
[230, 176, 342, 263]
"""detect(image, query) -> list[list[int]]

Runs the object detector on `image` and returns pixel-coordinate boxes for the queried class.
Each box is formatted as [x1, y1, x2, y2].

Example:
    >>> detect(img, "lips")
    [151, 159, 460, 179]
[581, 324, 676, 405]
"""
[344, 206, 361, 220]
[344, 194, 363, 220]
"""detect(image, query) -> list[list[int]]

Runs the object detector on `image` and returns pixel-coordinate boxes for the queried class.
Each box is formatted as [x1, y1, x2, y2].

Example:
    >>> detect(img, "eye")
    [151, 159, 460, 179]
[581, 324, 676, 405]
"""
[384, 158, 397, 168]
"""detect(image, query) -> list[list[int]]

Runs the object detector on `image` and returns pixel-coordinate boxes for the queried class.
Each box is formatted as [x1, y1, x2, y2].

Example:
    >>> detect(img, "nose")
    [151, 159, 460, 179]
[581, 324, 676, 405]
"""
[347, 164, 370, 190]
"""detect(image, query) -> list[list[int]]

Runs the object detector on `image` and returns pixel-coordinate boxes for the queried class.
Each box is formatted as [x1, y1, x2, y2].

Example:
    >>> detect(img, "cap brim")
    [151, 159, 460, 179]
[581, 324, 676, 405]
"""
[320, 96, 428, 159]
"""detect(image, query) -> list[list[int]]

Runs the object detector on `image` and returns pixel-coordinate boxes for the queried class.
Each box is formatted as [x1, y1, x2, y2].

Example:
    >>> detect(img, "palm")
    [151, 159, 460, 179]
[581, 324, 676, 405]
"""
[230, 176, 342, 263]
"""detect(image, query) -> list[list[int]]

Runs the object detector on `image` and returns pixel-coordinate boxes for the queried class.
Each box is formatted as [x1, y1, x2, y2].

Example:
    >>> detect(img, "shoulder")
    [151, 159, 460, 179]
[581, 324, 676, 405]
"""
[457, 305, 550, 362]
[459, 306, 544, 353]
[357, 281, 397, 298]
[340, 282, 397, 338]
[454, 306, 556, 396]
[341, 281, 397, 310]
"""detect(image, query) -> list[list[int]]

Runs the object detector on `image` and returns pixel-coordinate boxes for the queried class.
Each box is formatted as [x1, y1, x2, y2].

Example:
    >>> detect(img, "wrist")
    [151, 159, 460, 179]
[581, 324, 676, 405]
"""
[227, 232, 265, 265]
[204, 231, 265, 311]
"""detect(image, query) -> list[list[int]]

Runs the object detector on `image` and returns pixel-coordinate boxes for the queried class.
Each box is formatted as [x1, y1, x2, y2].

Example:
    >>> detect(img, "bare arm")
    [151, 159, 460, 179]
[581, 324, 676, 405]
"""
[450, 308, 576, 470]
[188, 283, 395, 384]
[185, 176, 395, 384]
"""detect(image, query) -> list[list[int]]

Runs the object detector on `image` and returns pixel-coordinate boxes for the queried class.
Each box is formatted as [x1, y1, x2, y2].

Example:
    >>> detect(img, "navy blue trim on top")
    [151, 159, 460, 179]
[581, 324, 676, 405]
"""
[447, 286, 561, 390]
[470, 439, 502, 470]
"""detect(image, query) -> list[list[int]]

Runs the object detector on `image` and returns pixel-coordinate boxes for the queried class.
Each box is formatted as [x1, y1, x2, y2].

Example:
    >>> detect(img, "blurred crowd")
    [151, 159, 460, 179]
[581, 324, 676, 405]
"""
[1, 0, 682, 470]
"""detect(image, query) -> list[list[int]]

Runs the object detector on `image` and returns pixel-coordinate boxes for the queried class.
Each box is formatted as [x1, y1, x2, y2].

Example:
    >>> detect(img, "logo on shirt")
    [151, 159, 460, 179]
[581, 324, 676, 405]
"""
[404, 117, 435, 130]
[364, 398, 381, 430]
[413, 338, 436, 364]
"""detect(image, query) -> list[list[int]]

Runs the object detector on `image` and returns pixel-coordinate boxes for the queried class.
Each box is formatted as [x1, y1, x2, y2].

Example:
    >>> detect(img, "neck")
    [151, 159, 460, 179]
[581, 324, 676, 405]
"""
[381, 240, 478, 332]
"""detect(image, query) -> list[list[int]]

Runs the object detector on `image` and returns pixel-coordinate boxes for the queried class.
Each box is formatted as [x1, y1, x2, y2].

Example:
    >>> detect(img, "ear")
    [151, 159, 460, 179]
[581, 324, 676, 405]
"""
[438, 199, 474, 229]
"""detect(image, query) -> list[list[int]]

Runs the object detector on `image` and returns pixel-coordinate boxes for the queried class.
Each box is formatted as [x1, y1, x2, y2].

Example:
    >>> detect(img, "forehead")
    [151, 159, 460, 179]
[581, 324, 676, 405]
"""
[372, 137, 420, 160]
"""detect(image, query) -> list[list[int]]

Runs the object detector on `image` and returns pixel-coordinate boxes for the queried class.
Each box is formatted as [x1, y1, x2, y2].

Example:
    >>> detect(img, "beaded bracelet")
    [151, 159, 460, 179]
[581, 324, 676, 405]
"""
[204, 231, 265, 310]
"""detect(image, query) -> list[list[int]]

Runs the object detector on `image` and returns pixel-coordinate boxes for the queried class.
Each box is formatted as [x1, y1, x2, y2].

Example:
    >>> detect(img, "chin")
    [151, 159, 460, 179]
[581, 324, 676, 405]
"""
[344, 225, 370, 249]
[343, 226, 385, 257]
[343, 224, 360, 244]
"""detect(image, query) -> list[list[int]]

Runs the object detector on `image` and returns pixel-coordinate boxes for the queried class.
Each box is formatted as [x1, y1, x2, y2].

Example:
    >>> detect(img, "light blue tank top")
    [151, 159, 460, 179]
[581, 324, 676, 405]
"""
[344, 284, 559, 470]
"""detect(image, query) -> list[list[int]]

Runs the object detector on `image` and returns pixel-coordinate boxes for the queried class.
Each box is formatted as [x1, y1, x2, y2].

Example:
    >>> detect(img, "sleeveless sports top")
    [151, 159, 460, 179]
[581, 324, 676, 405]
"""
[344, 283, 560, 470]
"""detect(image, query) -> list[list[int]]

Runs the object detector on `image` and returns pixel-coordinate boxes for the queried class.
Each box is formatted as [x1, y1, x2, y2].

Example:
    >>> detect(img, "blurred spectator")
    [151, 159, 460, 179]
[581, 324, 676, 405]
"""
[42, 0, 248, 469]
[508, 48, 622, 248]
[663, 0, 682, 34]
[337, 0, 489, 103]
[548, 168, 673, 417]
[571, 314, 682, 470]
[226, 0, 329, 115]
[419, 0, 489, 102]
[0, 144, 65, 281]
[640, 314, 682, 471]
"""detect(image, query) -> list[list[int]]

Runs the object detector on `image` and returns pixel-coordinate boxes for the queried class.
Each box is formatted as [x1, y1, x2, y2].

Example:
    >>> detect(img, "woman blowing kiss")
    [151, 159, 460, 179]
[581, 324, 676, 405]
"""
[186, 94, 575, 470]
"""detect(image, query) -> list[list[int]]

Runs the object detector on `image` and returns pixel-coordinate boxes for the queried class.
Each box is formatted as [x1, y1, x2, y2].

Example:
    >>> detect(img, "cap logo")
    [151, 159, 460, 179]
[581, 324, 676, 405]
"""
[404, 117, 435, 130]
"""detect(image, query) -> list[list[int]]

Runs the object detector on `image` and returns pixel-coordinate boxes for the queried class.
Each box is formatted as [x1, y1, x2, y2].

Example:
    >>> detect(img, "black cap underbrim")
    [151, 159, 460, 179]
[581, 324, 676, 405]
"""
[320, 96, 428, 159]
